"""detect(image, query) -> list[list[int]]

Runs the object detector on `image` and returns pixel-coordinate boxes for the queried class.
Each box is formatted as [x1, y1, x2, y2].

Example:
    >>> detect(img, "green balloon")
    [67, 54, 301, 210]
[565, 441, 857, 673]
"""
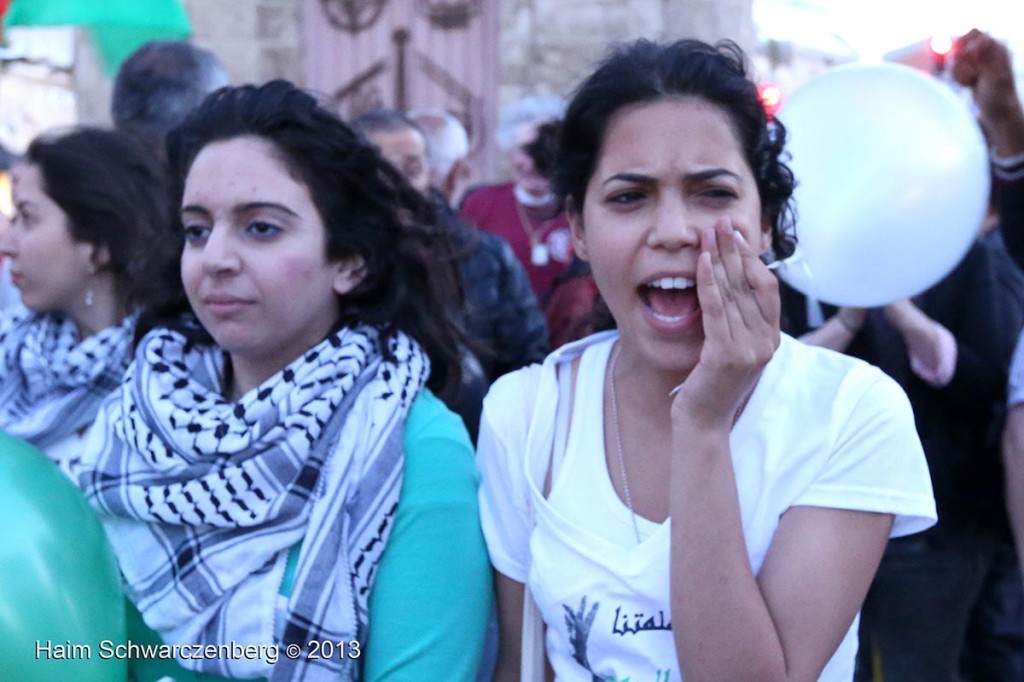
[0, 432, 126, 682]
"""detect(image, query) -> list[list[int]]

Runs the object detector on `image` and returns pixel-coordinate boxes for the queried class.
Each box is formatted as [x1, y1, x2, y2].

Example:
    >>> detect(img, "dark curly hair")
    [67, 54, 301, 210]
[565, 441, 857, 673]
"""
[139, 80, 463, 395]
[552, 38, 797, 259]
[25, 127, 173, 309]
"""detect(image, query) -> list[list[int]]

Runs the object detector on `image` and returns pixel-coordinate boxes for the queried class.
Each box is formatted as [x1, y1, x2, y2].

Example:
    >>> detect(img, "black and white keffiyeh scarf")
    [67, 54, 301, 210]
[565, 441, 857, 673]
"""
[78, 323, 428, 681]
[0, 309, 135, 454]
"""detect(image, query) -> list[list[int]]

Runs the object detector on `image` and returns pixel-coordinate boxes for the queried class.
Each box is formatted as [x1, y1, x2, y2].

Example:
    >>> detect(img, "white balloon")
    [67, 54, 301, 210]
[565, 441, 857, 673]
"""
[775, 63, 989, 307]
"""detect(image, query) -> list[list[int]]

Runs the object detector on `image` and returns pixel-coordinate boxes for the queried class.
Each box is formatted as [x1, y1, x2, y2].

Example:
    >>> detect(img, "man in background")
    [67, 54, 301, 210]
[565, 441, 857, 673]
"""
[409, 107, 472, 206]
[111, 40, 228, 163]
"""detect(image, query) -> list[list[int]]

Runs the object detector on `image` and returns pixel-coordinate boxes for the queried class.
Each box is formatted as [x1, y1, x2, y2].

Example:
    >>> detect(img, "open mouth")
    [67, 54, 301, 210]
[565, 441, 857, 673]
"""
[638, 276, 698, 324]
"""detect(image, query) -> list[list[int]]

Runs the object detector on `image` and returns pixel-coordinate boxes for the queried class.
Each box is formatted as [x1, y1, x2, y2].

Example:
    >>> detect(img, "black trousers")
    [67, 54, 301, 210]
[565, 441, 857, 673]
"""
[855, 525, 1024, 682]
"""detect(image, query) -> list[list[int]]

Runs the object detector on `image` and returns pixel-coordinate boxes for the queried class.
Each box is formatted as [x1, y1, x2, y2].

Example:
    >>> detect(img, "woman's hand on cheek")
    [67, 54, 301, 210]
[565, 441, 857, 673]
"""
[671, 218, 780, 431]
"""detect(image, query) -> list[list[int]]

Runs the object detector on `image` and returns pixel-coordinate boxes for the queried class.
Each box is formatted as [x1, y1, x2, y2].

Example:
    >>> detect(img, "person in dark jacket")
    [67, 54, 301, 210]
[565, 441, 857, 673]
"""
[353, 109, 548, 438]
[444, 201, 549, 380]
[782, 222, 1024, 680]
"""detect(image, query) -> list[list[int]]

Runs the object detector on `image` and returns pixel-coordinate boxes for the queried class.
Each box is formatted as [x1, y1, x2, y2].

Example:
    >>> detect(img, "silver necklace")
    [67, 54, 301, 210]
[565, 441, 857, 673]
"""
[609, 346, 643, 545]
[608, 345, 753, 546]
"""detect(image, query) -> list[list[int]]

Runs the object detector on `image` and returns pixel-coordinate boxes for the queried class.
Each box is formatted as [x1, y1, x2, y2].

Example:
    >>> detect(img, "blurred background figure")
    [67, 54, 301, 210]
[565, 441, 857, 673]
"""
[409, 107, 472, 206]
[111, 39, 228, 163]
[353, 108, 548, 440]
[527, 119, 602, 349]
[781, 213, 1024, 682]
[0, 145, 20, 311]
[843, 234, 1024, 682]
[781, 31, 1024, 678]
[952, 33, 1024, 652]
[460, 94, 572, 304]
[351, 108, 431, 194]
[0, 128, 171, 478]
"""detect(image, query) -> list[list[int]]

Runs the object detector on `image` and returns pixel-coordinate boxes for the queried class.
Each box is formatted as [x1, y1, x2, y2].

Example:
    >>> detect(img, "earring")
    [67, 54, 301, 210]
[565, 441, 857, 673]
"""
[85, 287, 94, 307]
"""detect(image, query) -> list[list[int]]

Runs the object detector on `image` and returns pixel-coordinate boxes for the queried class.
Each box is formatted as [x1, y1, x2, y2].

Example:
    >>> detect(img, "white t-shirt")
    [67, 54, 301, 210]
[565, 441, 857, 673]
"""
[477, 331, 937, 682]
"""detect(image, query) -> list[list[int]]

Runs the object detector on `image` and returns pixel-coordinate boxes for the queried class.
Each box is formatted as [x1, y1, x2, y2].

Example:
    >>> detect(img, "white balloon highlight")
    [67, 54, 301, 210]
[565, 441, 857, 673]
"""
[775, 63, 989, 307]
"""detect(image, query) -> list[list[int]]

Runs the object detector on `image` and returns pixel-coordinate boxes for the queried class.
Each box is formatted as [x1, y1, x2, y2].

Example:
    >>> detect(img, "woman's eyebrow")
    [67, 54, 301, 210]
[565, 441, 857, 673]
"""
[685, 168, 741, 182]
[602, 172, 655, 187]
[602, 168, 741, 187]
[180, 202, 300, 218]
[235, 201, 300, 217]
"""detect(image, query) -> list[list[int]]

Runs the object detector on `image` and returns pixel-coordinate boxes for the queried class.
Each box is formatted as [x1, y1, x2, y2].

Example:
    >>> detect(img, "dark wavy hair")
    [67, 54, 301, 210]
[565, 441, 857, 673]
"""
[25, 127, 173, 308]
[552, 38, 797, 259]
[141, 80, 463, 395]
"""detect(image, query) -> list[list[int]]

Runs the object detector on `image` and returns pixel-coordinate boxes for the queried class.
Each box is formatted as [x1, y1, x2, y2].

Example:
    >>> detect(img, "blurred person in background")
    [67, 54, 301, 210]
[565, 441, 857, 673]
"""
[460, 94, 573, 303]
[354, 108, 548, 438]
[783, 31, 1024, 678]
[528, 119, 604, 349]
[814, 229, 1024, 682]
[0, 128, 171, 478]
[959, 30, 1024, 645]
[409, 107, 472, 205]
[111, 39, 229, 165]
[0, 145, 19, 310]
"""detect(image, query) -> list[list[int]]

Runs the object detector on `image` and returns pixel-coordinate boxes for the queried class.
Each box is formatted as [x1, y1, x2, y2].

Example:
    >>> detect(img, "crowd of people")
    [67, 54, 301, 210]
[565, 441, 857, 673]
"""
[0, 24, 1022, 682]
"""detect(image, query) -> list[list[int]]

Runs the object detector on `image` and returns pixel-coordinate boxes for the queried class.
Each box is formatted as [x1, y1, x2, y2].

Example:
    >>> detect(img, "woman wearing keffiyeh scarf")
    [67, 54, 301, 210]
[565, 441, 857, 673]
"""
[0, 128, 171, 478]
[76, 81, 493, 682]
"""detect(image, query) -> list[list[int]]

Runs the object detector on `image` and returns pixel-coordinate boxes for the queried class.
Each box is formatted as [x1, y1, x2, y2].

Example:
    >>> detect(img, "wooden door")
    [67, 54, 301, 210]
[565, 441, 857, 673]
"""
[302, 0, 501, 184]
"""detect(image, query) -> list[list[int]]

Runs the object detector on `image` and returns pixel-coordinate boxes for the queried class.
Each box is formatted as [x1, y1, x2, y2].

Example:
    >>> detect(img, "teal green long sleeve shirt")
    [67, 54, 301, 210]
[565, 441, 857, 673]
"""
[127, 390, 493, 681]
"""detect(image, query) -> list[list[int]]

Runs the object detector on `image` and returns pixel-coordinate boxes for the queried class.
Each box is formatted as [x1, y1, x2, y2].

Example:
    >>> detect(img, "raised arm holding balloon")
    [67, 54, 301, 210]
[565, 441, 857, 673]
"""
[953, 30, 1024, 160]
[953, 29, 1024, 270]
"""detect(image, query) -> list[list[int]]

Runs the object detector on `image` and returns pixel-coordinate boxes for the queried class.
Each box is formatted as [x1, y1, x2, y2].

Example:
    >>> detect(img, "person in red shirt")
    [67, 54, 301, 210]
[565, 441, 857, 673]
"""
[460, 95, 572, 303]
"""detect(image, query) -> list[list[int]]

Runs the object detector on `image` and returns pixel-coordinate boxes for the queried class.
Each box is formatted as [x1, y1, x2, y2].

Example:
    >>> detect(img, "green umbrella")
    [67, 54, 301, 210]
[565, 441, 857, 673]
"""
[3, 0, 192, 74]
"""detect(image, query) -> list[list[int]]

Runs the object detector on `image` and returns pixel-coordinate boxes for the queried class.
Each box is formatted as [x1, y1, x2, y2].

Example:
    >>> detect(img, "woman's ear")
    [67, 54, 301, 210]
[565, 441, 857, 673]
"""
[567, 199, 589, 262]
[87, 243, 112, 273]
[333, 255, 367, 296]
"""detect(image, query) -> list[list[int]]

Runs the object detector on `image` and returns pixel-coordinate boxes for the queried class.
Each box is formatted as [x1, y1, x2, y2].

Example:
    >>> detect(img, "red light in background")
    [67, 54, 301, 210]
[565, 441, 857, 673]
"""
[759, 84, 783, 119]
[929, 35, 954, 56]
[928, 35, 954, 74]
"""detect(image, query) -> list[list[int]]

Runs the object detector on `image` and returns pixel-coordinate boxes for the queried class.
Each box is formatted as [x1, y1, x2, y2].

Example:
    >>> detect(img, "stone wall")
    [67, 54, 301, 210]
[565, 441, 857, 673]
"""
[71, 0, 754, 132]
[73, 0, 305, 126]
[499, 0, 755, 107]
[184, 0, 303, 86]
